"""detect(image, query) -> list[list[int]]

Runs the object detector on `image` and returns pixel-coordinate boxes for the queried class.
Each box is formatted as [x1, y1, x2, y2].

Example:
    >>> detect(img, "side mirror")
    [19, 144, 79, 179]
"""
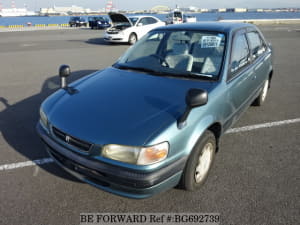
[178, 89, 208, 129]
[59, 65, 71, 89]
[137, 23, 143, 27]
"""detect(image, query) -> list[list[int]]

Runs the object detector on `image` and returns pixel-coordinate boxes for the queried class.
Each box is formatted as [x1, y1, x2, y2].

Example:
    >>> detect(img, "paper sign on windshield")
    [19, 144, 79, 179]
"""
[201, 36, 221, 48]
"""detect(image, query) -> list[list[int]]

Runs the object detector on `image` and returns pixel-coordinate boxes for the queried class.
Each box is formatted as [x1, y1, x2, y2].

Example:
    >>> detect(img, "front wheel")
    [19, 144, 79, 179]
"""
[253, 78, 269, 106]
[180, 130, 216, 191]
[128, 33, 137, 45]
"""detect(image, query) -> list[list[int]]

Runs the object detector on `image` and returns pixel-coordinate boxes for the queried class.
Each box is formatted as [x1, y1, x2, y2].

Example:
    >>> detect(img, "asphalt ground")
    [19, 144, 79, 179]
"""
[0, 25, 299, 225]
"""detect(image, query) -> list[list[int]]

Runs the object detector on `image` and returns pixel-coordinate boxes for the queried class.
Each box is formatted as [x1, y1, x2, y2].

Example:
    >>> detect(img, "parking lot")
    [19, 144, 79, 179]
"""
[0, 25, 299, 225]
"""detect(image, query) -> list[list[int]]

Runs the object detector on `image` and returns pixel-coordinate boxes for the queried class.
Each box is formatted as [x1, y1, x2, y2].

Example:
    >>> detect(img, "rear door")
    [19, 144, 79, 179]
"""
[224, 29, 255, 128]
[246, 30, 270, 95]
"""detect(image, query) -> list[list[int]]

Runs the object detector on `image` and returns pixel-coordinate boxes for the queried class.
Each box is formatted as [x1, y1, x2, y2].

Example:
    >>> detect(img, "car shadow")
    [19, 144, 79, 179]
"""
[0, 69, 97, 181]
[85, 38, 129, 46]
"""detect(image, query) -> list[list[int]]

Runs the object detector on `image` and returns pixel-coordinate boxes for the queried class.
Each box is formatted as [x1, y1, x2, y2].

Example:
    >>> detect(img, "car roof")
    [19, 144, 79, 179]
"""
[154, 22, 256, 33]
[128, 16, 140, 19]
[128, 15, 152, 19]
[128, 15, 158, 19]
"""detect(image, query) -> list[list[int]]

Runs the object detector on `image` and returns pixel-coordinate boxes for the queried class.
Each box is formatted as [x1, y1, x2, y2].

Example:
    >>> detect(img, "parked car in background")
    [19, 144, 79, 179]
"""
[165, 10, 184, 24]
[104, 13, 165, 45]
[69, 17, 87, 27]
[37, 22, 273, 199]
[88, 16, 111, 29]
[183, 15, 197, 23]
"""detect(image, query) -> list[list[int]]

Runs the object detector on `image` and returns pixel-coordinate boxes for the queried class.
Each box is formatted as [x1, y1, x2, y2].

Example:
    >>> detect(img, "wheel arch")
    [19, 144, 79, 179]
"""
[268, 70, 273, 88]
[129, 32, 137, 40]
[207, 122, 222, 152]
[184, 115, 223, 156]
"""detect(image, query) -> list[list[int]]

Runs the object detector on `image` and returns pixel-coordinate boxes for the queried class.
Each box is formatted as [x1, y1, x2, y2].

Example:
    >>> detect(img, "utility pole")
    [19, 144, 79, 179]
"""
[11, 0, 16, 9]
[106, 0, 113, 12]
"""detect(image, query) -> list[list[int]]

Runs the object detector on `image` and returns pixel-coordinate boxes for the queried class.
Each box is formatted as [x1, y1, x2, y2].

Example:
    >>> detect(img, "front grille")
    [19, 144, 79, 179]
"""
[48, 147, 110, 187]
[52, 126, 91, 152]
[107, 31, 119, 34]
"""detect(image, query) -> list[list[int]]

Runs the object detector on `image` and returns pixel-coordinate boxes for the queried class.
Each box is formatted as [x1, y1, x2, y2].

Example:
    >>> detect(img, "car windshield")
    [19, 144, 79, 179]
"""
[114, 30, 226, 79]
[90, 17, 106, 22]
[129, 17, 139, 25]
[97, 17, 106, 22]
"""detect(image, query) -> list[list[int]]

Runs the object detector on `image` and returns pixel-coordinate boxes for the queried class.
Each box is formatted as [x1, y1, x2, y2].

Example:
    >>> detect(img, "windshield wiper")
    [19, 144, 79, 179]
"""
[114, 65, 217, 80]
[169, 72, 217, 80]
[189, 73, 217, 80]
[114, 65, 168, 76]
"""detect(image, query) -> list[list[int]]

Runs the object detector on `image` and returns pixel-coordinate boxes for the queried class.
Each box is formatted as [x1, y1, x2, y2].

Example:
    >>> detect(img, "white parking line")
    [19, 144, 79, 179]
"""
[226, 118, 300, 134]
[0, 158, 53, 171]
[0, 118, 299, 172]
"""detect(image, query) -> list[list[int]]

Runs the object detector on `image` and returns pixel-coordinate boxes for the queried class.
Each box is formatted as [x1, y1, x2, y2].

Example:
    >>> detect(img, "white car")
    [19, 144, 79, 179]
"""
[104, 13, 165, 45]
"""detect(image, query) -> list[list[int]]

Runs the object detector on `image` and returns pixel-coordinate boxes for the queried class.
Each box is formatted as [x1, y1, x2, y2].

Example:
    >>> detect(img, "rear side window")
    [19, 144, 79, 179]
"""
[139, 17, 157, 25]
[246, 32, 266, 59]
[230, 33, 250, 75]
[146, 17, 158, 24]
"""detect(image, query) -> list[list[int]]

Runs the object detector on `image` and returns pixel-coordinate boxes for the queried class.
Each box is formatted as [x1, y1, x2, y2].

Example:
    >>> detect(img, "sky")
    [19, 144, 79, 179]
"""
[1, 0, 299, 11]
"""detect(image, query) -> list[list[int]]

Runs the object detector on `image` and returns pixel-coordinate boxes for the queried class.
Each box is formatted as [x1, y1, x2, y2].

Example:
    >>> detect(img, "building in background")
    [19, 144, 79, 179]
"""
[218, 8, 227, 12]
[234, 8, 248, 12]
[39, 5, 91, 16]
[0, 0, 35, 16]
[150, 5, 171, 14]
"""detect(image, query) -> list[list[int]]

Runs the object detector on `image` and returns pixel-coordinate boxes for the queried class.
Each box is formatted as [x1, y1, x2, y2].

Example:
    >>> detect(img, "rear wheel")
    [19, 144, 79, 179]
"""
[253, 78, 269, 106]
[128, 33, 137, 45]
[180, 130, 216, 191]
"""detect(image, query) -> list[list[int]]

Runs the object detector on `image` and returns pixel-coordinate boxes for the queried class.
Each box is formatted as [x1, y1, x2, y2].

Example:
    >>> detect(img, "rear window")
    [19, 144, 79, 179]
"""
[174, 12, 182, 18]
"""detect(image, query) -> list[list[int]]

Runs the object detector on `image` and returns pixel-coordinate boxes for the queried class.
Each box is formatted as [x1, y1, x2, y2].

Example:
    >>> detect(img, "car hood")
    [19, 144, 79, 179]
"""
[108, 12, 132, 26]
[45, 67, 215, 146]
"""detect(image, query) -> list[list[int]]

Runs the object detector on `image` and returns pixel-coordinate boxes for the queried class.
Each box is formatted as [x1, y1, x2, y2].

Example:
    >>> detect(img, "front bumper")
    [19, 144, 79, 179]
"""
[36, 122, 186, 198]
[104, 33, 128, 43]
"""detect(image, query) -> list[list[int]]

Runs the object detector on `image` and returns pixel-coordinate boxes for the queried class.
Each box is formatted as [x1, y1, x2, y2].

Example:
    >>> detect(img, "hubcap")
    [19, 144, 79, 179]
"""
[130, 35, 136, 43]
[261, 79, 269, 102]
[195, 142, 213, 183]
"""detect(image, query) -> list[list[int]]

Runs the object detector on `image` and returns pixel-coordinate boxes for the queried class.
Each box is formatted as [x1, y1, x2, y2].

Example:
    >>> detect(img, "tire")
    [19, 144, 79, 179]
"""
[128, 33, 137, 45]
[180, 130, 216, 191]
[253, 78, 269, 106]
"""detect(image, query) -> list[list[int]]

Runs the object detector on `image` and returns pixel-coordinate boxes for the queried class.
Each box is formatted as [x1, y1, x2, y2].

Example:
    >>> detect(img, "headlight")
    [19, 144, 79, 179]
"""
[39, 108, 48, 128]
[102, 142, 169, 165]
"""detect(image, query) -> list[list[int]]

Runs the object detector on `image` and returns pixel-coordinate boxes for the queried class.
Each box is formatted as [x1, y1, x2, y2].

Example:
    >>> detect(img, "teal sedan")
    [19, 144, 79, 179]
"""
[37, 22, 273, 198]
